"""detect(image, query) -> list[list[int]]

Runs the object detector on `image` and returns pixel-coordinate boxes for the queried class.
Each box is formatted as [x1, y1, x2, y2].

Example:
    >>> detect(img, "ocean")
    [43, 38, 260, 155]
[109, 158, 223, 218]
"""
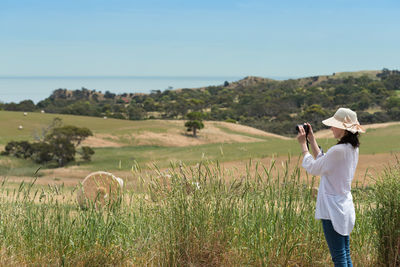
[0, 76, 244, 104]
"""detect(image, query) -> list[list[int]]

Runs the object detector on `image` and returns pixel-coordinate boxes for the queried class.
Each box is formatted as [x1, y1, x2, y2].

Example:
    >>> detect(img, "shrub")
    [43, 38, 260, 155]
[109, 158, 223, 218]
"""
[224, 118, 236, 123]
[2, 141, 33, 158]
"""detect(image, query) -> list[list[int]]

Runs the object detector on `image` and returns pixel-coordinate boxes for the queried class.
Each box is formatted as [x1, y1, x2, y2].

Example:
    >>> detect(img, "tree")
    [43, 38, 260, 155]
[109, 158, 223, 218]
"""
[300, 104, 329, 132]
[30, 142, 53, 163]
[128, 104, 146, 120]
[2, 124, 94, 167]
[385, 96, 400, 120]
[18, 100, 36, 111]
[80, 146, 95, 161]
[45, 125, 93, 166]
[104, 90, 116, 99]
[184, 112, 204, 137]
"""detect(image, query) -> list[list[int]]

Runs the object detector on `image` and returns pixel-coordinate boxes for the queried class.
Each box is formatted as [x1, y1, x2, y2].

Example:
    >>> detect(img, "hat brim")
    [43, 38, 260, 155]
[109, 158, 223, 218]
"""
[322, 117, 346, 130]
[322, 117, 366, 133]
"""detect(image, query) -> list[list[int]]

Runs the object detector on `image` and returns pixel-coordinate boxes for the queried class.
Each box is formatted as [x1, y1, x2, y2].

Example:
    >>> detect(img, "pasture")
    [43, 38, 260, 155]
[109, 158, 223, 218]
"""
[0, 110, 399, 186]
[0, 110, 399, 265]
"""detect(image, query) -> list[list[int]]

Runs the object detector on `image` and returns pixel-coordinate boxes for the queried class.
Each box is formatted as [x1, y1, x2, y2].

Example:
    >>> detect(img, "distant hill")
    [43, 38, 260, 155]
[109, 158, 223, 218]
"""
[204, 70, 381, 90]
[35, 70, 384, 102]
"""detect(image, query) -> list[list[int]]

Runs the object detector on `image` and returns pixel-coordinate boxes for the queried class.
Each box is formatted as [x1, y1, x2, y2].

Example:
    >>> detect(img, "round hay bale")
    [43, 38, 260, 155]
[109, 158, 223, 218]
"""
[77, 171, 124, 209]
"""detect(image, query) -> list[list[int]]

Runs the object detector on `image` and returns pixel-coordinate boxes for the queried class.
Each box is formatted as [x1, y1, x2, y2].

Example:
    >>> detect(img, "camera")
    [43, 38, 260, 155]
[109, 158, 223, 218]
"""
[296, 123, 309, 136]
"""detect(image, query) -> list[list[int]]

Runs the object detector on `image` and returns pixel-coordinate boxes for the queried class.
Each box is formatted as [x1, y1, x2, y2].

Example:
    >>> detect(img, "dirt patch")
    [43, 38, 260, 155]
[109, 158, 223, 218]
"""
[314, 122, 400, 138]
[80, 134, 124, 148]
[209, 121, 291, 140]
[93, 120, 399, 147]
[75, 120, 290, 148]
[133, 123, 265, 147]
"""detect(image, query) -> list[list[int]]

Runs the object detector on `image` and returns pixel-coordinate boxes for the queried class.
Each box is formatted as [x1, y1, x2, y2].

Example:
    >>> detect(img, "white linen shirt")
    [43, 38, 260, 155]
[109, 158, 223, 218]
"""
[302, 143, 358, 236]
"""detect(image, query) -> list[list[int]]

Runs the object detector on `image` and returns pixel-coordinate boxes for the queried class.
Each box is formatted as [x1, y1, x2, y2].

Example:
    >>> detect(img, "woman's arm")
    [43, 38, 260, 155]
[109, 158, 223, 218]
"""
[298, 124, 343, 176]
[302, 145, 344, 176]
[305, 123, 321, 158]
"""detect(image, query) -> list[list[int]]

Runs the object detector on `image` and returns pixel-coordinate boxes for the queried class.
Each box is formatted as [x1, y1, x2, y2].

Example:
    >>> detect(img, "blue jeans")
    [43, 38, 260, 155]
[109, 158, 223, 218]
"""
[322, 219, 353, 267]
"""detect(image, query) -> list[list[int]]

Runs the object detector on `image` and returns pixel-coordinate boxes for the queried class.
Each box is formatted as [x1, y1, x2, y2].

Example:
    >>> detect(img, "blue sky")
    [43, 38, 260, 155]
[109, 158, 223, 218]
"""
[1, 0, 399, 77]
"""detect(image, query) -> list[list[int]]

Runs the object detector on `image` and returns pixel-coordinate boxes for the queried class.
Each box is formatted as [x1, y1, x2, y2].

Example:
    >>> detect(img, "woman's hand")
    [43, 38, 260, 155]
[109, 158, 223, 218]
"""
[297, 125, 307, 145]
[305, 122, 315, 142]
[297, 125, 310, 155]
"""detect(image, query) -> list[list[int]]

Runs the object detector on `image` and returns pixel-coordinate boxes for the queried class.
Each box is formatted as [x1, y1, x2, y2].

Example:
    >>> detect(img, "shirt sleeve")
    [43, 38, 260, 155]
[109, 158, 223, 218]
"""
[302, 146, 344, 176]
[316, 151, 324, 159]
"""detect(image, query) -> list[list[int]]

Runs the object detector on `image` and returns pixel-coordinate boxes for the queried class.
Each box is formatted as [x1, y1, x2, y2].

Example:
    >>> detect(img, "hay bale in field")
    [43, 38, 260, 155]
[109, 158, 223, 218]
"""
[77, 171, 124, 209]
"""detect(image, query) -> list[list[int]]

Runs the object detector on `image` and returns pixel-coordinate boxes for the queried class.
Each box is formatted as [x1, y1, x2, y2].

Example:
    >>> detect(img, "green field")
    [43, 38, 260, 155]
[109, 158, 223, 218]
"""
[1, 110, 400, 177]
[0, 112, 399, 265]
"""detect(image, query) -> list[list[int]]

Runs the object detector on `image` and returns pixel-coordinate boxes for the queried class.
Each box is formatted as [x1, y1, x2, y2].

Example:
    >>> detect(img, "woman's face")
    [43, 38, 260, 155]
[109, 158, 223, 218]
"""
[331, 126, 346, 139]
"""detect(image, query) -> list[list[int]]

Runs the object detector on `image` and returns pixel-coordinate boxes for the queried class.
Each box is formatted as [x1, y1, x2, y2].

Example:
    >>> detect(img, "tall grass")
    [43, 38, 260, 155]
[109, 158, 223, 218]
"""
[371, 159, 400, 266]
[0, 157, 396, 266]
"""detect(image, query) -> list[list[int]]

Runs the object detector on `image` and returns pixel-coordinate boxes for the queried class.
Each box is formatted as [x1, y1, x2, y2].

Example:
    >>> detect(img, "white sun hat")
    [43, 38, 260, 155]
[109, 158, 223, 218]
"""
[322, 108, 365, 133]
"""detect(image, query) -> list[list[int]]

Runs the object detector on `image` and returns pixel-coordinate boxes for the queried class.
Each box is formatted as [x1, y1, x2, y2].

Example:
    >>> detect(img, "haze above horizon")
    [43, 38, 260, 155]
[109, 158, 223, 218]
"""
[1, 0, 399, 77]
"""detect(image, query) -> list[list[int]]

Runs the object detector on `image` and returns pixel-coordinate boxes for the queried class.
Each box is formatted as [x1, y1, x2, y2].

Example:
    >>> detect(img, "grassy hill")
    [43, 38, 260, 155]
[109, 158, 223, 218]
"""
[224, 70, 381, 89]
[0, 110, 293, 177]
[0, 110, 288, 147]
[1, 110, 400, 181]
[4, 69, 399, 138]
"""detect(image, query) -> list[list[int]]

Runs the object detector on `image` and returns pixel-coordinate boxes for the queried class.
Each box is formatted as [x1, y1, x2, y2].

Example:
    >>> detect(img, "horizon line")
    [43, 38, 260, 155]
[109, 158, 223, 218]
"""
[0, 75, 299, 80]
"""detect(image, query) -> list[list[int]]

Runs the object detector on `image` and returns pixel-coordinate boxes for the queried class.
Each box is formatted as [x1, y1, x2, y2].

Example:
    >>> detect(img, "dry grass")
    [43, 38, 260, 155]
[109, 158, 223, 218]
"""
[3, 152, 397, 189]
[78, 120, 288, 148]
[218, 152, 399, 186]
[0, 159, 396, 265]
[80, 135, 124, 148]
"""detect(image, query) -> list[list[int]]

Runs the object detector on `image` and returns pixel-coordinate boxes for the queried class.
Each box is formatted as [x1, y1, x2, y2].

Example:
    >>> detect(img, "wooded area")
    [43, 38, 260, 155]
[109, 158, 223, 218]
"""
[1, 69, 399, 135]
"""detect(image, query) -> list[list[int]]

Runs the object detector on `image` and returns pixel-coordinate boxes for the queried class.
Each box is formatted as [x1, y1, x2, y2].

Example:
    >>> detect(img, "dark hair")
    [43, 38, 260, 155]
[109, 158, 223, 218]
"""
[337, 130, 360, 148]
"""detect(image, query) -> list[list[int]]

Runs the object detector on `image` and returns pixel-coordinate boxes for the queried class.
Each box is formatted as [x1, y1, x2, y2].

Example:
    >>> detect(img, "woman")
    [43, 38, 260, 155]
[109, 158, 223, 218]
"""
[297, 108, 365, 267]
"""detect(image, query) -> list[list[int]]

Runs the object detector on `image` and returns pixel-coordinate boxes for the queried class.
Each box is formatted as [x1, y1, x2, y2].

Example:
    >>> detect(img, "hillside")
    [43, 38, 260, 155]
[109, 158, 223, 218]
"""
[224, 70, 381, 89]
[1, 110, 400, 186]
[26, 70, 384, 102]
[0, 111, 289, 149]
[1, 68, 399, 137]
